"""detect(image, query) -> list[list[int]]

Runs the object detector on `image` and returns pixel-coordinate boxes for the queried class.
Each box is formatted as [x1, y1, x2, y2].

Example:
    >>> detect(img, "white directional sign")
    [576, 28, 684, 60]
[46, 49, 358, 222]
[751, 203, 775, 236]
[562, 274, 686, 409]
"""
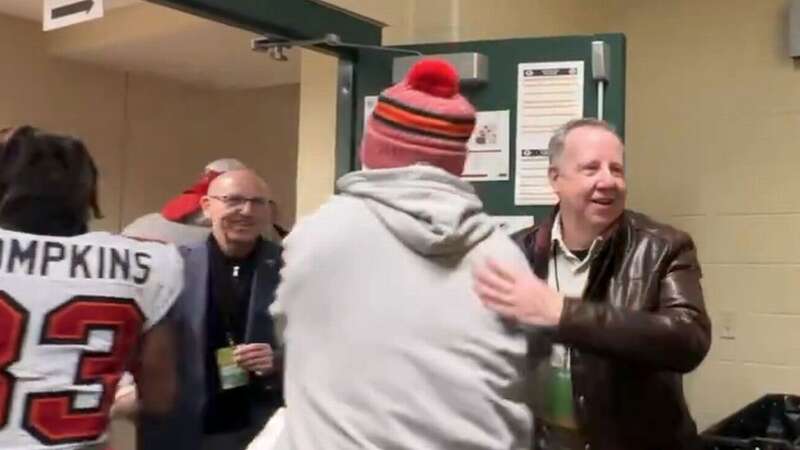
[44, 0, 104, 31]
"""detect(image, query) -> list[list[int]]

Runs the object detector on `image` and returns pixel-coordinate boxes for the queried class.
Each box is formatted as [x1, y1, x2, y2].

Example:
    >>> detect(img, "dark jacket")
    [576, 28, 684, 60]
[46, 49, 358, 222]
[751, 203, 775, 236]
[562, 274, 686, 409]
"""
[137, 239, 283, 450]
[513, 209, 711, 450]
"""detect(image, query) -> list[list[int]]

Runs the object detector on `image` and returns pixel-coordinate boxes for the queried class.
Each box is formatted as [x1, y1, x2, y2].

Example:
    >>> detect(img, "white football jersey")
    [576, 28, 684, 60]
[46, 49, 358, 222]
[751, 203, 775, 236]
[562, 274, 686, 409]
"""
[0, 229, 184, 450]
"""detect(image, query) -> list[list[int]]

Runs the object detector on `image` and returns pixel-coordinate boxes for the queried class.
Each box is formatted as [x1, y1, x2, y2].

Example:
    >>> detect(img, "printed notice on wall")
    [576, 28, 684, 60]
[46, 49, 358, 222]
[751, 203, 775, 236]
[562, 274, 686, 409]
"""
[514, 61, 584, 205]
[490, 215, 534, 236]
[463, 110, 510, 182]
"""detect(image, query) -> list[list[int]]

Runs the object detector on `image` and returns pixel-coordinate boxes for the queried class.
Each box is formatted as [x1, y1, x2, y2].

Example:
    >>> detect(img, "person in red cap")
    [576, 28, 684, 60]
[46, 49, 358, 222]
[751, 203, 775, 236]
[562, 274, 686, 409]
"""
[0, 126, 181, 450]
[122, 158, 246, 245]
[266, 59, 532, 450]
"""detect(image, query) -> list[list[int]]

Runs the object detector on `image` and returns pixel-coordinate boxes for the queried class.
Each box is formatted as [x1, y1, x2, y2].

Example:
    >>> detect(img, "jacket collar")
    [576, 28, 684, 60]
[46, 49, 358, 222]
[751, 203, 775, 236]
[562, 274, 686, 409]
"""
[529, 206, 628, 296]
[550, 212, 605, 267]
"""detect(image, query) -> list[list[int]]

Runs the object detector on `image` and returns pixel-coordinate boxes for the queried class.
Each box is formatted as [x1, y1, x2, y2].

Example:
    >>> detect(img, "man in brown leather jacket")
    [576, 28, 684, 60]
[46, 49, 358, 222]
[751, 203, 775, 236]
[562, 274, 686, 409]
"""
[473, 118, 711, 450]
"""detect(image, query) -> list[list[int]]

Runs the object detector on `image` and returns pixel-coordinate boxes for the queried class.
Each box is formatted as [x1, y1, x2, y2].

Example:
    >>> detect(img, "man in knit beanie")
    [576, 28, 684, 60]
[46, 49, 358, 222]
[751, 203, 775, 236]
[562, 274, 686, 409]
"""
[265, 59, 532, 450]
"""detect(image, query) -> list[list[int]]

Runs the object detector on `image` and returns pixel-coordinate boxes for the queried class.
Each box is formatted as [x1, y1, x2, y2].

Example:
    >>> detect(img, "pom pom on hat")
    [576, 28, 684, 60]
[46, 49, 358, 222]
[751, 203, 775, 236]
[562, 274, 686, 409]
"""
[406, 59, 460, 98]
[360, 58, 476, 176]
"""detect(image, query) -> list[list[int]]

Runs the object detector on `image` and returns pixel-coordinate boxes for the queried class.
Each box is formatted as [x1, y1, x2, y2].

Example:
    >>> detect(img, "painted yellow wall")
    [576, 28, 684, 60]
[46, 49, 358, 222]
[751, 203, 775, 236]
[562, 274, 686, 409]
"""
[0, 13, 127, 231]
[407, 0, 621, 44]
[616, 0, 800, 431]
[121, 76, 300, 229]
[296, 49, 339, 218]
[0, 13, 300, 233]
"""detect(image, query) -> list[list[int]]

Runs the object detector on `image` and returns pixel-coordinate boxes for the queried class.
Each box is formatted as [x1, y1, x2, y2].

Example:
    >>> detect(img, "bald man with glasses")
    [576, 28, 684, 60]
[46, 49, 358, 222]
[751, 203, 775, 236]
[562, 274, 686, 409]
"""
[138, 169, 284, 450]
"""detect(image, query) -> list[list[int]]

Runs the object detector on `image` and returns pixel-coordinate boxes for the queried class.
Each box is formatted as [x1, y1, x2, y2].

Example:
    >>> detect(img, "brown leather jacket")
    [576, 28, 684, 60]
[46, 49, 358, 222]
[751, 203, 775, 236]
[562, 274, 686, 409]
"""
[513, 209, 712, 450]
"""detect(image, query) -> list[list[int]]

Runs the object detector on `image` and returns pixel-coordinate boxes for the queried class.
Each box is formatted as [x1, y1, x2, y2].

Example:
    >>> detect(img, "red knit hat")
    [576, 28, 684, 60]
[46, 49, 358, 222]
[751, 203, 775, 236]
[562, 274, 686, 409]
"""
[160, 158, 245, 222]
[160, 170, 220, 222]
[360, 59, 476, 176]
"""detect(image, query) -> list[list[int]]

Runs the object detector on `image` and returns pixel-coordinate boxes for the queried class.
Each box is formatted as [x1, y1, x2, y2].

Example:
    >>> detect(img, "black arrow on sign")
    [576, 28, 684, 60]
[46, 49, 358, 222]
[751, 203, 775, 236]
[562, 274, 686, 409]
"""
[51, 0, 95, 20]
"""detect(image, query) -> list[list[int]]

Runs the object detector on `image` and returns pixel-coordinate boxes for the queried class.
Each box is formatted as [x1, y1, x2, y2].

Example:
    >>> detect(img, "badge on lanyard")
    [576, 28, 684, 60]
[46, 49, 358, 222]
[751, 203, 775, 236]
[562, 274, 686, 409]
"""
[550, 343, 570, 370]
[216, 345, 249, 390]
[546, 343, 578, 429]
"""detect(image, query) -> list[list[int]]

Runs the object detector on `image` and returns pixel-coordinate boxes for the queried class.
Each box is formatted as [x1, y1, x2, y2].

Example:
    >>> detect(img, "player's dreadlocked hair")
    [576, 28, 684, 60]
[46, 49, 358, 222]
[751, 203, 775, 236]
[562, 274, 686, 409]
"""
[0, 126, 102, 236]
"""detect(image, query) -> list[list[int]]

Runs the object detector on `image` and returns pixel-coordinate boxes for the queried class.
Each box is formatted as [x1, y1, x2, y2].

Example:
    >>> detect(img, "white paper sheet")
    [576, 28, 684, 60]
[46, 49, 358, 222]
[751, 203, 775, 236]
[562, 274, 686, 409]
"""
[363, 96, 378, 136]
[463, 110, 510, 182]
[360, 96, 379, 169]
[490, 215, 535, 236]
[515, 61, 584, 205]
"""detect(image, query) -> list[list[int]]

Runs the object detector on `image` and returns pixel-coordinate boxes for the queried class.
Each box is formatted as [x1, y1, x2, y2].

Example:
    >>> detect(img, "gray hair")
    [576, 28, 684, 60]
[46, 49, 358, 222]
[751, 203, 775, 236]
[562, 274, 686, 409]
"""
[548, 118, 620, 166]
[205, 158, 246, 173]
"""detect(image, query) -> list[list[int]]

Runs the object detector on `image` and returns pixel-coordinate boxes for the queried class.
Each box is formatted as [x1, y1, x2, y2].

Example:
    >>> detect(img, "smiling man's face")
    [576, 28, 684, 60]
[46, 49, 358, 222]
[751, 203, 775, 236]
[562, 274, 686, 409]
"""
[202, 169, 272, 250]
[549, 125, 626, 236]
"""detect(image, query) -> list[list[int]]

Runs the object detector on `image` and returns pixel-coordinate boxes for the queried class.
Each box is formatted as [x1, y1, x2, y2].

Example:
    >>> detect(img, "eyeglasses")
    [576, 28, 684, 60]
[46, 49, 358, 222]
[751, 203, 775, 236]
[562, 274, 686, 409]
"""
[208, 195, 270, 209]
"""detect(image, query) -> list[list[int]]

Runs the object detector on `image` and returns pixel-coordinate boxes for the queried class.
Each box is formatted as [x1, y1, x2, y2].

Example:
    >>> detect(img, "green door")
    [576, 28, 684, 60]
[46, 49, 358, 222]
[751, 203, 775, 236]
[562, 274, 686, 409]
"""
[349, 34, 625, 222]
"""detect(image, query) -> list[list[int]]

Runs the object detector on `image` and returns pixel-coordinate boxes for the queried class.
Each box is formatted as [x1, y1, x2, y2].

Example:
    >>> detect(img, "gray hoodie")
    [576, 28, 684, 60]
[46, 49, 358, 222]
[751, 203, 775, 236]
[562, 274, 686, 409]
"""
[273, 165, 532, 450]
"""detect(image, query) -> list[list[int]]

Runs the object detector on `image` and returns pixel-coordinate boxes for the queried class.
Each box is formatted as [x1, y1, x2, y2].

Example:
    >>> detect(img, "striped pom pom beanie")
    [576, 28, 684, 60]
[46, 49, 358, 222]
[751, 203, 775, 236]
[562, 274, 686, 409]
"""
[360, 58, 476, 176]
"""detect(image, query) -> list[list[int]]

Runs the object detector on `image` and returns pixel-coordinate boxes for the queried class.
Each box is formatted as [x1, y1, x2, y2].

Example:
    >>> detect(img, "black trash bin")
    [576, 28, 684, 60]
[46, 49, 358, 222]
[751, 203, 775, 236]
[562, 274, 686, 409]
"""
[702, 394, 800, 450]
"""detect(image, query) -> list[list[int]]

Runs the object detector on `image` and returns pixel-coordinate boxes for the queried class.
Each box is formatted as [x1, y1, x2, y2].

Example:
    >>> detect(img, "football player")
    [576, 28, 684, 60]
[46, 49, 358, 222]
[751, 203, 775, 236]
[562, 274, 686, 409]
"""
[0, 126, 182, 450]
